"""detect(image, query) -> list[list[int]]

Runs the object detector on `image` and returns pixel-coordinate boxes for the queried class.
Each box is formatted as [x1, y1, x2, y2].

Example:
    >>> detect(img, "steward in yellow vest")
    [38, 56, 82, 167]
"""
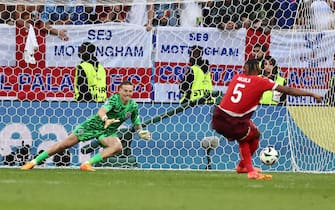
[74, 42, 107, 102]
[180, 45, 214, 104]
[259, 56, 286, 105]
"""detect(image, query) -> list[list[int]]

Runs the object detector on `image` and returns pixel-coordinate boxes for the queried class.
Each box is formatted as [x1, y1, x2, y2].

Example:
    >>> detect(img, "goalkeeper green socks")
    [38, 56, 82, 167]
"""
[88, 153, 103, 164]
[33, 151, 49, 164]
[33, 151, 103, 165]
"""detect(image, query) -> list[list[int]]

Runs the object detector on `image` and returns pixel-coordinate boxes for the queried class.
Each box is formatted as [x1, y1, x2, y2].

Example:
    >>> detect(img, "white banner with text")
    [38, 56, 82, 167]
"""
[270, 30, 335, 68]
[155, 27, 246, 65]
[45, 23, 153, 68]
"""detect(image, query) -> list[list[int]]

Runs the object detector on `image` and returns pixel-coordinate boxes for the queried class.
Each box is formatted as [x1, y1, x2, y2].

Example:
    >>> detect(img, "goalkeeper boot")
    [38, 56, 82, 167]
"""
[80, 163, 96, 172]
[236, 165, 261, 173]
[248, 171, 272, 180]
[21, 162, 36, 170]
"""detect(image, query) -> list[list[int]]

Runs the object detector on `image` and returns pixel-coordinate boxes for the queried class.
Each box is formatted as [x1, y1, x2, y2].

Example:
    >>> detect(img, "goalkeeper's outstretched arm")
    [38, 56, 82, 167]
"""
[97, 107, 120, 129]
[133, 124, 151, 140]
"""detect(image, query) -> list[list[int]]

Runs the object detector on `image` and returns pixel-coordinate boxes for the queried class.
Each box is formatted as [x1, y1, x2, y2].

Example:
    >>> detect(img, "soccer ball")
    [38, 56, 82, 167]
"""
[259, 147, 279, 165]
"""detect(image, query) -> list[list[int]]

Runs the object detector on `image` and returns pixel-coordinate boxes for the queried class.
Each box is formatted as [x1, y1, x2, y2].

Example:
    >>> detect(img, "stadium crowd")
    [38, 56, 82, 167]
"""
[1, 0, 332, 30]
[1, 1, 334, 36]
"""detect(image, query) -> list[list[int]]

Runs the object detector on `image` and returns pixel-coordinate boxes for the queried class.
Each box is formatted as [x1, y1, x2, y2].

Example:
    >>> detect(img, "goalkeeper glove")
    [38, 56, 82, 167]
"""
[103, 118, 120, 129]
[138, 130, 151, 140]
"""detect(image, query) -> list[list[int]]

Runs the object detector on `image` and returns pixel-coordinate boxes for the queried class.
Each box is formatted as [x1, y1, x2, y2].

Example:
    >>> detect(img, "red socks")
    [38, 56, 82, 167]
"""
[249, 138, 259, 156]
[238, 138, 260, 172]
[238, 141, 253, 172]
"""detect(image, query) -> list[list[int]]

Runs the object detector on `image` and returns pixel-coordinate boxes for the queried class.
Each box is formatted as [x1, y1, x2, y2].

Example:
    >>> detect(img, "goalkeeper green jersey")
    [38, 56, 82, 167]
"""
[73, 94, 141, 141]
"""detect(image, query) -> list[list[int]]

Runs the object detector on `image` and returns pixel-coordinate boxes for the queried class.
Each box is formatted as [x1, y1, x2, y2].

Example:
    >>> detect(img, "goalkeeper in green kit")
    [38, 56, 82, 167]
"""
[21, 81, 151, 171]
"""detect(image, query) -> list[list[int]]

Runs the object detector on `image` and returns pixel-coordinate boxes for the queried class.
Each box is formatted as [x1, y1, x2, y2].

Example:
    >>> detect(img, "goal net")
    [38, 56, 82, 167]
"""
[0, 0, 333, 172]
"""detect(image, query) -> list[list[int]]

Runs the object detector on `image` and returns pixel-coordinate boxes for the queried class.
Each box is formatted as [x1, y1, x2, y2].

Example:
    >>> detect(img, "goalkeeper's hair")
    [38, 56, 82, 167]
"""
[120, 80, 133, 88]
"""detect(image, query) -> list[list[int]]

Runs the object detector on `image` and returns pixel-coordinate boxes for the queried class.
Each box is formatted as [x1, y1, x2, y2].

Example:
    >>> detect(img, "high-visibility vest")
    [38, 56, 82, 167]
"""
[180, 65, 213, 103]
[259, 75, 285, 105]
[74, 62, 107, 102]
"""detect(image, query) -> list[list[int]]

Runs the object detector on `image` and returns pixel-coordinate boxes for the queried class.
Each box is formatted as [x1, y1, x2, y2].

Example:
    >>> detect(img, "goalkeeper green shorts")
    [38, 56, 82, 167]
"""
[73, 116, 118, 142]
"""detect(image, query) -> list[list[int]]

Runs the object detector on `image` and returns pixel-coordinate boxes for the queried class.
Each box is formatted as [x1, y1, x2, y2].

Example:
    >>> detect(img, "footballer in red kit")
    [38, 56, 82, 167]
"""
[220, 74, 277, 116]
[212, 59, 323, 180]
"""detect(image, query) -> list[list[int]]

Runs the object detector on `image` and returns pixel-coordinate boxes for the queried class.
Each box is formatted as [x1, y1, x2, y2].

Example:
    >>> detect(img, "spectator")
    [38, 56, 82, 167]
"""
[68, 5, 96, 25]
[180, 2, 203, 27]
[126, 0, 154, 31]
[239, 0, 260, 29]
[179, 45, 214, 104]
[294, 0, 335, 30]
[0, 4, 15, 25]
[95, 4, 130, 23]
[94, 5, 113, 23]
[251, 43, 268, 62]
[310, 0, 335, 30]
[153, 3, 181, 26]
[240, 0, 276, 31]
[74, 42, 107, 102]
[202, 0, 244, 30]
[294, 1, 310, 29]
[15, 4, 69, 41]
[273, 0, 299, 29]
[259, 56, 287, 105]
[40, 5, 71, 25]
[41, 0, 98, 25]
[201, 2, 212, 27]
[111, 5, 130, 22]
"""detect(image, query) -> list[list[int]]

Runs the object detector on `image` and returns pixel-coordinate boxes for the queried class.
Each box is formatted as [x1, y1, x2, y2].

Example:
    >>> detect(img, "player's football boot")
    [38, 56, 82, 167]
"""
[248, 171, 272, 180]
[236, 165, 261, 173]
[21, 162, 36, 170]
[80, 163, 96, 171]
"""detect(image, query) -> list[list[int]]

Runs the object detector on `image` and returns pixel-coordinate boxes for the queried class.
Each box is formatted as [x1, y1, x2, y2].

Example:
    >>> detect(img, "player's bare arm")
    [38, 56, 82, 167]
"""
[275, 85, 323, 103]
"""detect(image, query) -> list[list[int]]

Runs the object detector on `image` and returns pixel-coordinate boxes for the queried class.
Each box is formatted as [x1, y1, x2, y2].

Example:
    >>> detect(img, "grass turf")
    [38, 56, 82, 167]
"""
[0, 168, 334, 210]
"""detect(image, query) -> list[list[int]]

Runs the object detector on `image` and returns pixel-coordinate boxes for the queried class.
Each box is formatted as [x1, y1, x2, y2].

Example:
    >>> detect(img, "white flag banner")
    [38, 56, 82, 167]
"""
[0, 25, 16, 66]
[45, 23, 152, 68]
[24, 24, 38, 64]
[156, 27, 246, 65]
[270, 30, 335, 68]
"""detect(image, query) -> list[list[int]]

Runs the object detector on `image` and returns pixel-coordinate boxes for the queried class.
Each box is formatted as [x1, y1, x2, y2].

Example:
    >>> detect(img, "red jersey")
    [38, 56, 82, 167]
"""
[219, 74, 277, 117]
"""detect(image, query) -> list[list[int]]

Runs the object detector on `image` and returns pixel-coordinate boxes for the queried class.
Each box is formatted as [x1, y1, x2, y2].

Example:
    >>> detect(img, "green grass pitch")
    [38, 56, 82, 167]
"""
[0, 168, 334, 210]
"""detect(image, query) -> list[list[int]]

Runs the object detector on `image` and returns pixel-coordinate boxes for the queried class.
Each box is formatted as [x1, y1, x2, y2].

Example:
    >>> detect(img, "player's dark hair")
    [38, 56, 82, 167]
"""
[80, 42, 96, 54]
[245, 59, 260, 75]
[120, 80, 133, 87]
[78, 42, 97, 61]
[189, 45, 204, 66]
[190, 45, 203, 51]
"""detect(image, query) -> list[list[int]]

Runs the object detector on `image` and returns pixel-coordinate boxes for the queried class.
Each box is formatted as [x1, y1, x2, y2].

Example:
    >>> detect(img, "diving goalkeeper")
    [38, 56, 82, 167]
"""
[21, 80, 151, 171]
